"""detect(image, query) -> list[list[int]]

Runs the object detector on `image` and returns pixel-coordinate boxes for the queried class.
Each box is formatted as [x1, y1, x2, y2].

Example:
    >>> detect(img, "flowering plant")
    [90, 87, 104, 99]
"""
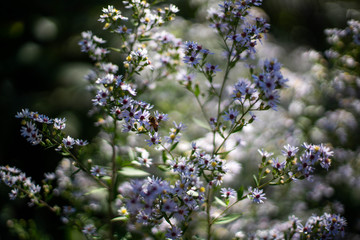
[2, 0, 348, 239]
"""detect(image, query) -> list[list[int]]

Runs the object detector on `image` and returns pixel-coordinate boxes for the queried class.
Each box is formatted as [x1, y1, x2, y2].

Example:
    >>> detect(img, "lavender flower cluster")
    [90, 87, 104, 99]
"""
[15, 108, 87, 150]
[241, 213, 346, 240]
[0, 166, 42, 205]
[3, 0, 349, 239]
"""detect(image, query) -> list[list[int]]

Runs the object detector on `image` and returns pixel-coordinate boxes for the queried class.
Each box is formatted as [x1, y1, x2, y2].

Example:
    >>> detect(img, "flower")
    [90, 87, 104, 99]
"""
[248, 187, 266, 204]
[90, 166, 106, 177]
[183, 53, 201, 66]
[282, 144, 299, 158]
[222, 108, 239, 124]
[205, 63, 222, 74]
[82, 224, 97, 236]
[62, 136, 75, 149]
[271, 157, 286, 171]
[220, 187, 237, 199]
[166, 226, 182, 240]
[137, 154, 152, 168]
[145, 132, 161, 146]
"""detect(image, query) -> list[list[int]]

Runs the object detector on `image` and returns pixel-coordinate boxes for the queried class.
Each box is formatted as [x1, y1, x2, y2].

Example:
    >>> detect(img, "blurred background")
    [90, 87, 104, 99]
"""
[1, 0, 360, 239]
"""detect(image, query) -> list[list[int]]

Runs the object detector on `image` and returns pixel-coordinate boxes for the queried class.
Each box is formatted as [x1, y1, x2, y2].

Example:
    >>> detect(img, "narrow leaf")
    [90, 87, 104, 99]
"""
[217, 148, 236, 158]
[170, 142, 179, 151]
[84, 187, 107, 196]
[218, 130, 225, 139]
[157, 165, 169, 172]
[193, 118, 211, 131]
[194, 84, 200, 97]
[214, 197, 227, 207]
[118, 167, 150, 177]
[237, 186, 244, 200]
[214, 214, 242, 225]
[162, 150, 168, 164]
[128, 148, 135, 162]
[232, 124, 244, 133]
[70, 168, 81, 177]
[111, 216, 128, 222]
[253, 175, 259, 186]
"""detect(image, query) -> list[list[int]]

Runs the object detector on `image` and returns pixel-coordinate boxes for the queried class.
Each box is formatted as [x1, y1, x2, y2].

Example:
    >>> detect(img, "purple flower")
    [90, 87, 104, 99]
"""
[166, 226, 182, 239]
[220, 187, 237, 199]
[145, 132, 161, 146]
[222, 108, 239, 124]
[248, 187, 266, 204]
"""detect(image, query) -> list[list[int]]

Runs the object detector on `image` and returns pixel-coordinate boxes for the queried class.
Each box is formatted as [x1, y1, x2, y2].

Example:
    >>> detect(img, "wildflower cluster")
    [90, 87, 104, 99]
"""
[4, 0, 349, 239]
[120, 143, 230, 237]
[209, 0, 269, 59]
[255, 143, 334, 187]
[0, 166, 57, 210]
[242, 213, 346, 240]
[15, 108, 87, 151]
[79, 31, 109, 61]
[150, 31, 183, 80]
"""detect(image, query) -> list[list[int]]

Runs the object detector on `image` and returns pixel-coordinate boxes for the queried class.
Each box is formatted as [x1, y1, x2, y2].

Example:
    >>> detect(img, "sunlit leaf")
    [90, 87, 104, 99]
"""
[253, 175, 259, 186]
[237, 186, 244, 200]
[193, 118, 211, 131]
[118, 167, 150, 177]
[214, 214, 242, 224]
[84, 187, 107, 196]
[111, 216, 128, 222]
[214, 196, 227, 207]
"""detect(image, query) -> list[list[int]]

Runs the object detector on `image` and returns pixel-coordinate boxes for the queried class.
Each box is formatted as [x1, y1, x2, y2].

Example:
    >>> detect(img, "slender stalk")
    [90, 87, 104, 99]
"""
[213, 39, 236, 154]
[210, 196, 247, 225]
[210, 177, 275, 225]
[194, 94, 211, 126]
[160, 142, 175, 159]
[67, 150, 109, 189]
[214, 99, 259, 154]
[206, 187, 213, 240]
[108, 119, 118, 240]
[17, 187, 57, 213]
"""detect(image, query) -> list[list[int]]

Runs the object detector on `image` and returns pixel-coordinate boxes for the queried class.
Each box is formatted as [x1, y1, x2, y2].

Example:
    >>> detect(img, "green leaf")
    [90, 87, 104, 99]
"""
[170, 142, 179, 151]
[214, 214, 242, 225]
[70, 168, 81, 177]
[217, 148, 236, 158]
[157, 165, 169, 172]
[232, 124, 244, 133]
[229, 60, 237, 69]
[118, 167, 150, 177]
[138, 38, 153, 42]
[214, 197, 227, 207]
[84, 187, 107, 196]
[128, 148, 135, 162]
[218, 130, 225, 139]
[253, 175, 259, 186]
[162, 150, 168, 164]
[237, 186, 244, 200]
[111, 216, 128, 222]
[109, 47, 122, 52]
[194, 84, 200, 97]
[193, 118, 211, 131]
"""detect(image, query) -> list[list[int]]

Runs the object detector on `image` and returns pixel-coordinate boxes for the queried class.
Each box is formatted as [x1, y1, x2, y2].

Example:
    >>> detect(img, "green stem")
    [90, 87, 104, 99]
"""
[67, 150, 109, 189]
[194, 94, 211, 126]
[108, 119, 118, 240]
[214, 99, 259, 154]
[160, 142, 175, 159]
[206, 187, 213, 240]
